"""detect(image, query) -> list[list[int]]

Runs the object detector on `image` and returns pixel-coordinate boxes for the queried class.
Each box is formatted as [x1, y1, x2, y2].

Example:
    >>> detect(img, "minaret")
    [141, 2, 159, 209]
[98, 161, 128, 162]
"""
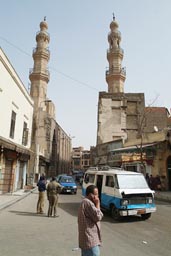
[29, 17, 50, 110]
[106, 15, 126, 93]
[29, 18, 51, 181]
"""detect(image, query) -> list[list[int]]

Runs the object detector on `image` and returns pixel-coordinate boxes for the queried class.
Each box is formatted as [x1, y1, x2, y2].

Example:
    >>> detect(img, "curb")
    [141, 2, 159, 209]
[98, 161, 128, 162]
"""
[155, 195, 171, 203]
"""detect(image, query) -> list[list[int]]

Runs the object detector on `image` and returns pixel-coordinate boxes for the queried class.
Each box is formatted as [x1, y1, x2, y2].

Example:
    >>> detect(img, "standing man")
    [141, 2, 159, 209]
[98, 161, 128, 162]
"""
[46, 176, 62, 217]
[78, 185, 103, 256]
[37, 176, 46, 214]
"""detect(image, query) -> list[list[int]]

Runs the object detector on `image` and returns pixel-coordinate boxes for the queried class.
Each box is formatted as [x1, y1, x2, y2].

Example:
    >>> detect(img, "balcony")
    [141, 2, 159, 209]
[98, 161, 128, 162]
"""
[33, 47, 50, 55]
[29, 68, 50, 77]
[29, 68, 50, 82]
[107, 47, 124, 55]
[106, 67, 126, 76]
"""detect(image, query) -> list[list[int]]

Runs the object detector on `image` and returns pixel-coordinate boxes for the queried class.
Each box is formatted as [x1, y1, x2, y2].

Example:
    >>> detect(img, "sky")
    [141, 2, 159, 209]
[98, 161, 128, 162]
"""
[0, 0, 171, 149]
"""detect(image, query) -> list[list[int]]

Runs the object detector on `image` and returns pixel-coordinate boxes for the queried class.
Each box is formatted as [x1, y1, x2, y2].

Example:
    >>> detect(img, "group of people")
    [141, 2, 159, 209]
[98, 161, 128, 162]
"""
[37, 175, 63, 217]
[37, 174, 103, 256]
[145, 173, 166, 191]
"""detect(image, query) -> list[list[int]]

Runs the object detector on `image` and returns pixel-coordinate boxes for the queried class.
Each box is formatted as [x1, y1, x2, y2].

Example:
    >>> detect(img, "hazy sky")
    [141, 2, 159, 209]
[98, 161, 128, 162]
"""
[0, 0, 171, 149]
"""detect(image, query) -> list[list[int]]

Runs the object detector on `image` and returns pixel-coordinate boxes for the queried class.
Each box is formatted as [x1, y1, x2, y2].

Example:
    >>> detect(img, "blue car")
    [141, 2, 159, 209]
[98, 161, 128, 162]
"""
[59, 175, 77, 194]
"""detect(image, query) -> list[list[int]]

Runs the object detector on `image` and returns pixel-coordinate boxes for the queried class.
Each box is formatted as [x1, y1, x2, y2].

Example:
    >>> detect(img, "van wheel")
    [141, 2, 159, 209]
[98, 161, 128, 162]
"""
[141, 213, 151, 220]
[111, 205, 120, 221]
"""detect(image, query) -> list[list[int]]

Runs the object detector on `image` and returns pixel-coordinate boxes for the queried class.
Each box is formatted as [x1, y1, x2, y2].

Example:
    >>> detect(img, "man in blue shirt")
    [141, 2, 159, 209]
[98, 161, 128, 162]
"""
[37, 175, 46, 214]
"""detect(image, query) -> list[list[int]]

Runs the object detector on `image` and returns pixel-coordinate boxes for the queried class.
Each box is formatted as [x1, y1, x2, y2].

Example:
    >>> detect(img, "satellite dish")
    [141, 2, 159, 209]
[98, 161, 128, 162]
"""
[154, 126, 158, 132]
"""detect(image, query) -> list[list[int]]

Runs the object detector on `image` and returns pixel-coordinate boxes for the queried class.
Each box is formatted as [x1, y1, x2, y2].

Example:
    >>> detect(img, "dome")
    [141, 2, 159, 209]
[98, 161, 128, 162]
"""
[40, 21, 48, 31]
[110, 20, 119, 30]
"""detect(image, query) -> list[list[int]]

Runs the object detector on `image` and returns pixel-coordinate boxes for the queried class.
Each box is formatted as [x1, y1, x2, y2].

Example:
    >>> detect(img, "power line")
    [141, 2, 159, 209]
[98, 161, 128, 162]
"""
[49, 66, 98, 91]
[0, 36, 30, 57]
[0, 36, 99, 92]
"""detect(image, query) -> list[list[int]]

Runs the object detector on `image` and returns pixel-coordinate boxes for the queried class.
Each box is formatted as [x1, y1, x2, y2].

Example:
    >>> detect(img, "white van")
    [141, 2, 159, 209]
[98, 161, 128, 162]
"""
[82, 166, 156, 220]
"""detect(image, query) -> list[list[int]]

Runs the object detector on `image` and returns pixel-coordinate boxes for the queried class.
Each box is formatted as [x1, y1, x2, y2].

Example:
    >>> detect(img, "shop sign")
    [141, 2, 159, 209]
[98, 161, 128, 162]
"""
[122, 153, 146, 162]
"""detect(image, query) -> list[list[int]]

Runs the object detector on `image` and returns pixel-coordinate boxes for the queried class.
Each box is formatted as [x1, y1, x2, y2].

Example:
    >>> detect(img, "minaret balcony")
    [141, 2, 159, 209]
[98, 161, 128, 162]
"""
[33, 47, 50, 55]
[29, 68, 50, 82]
[32, 47, 50, 60]
[36, 31, 50, 42]
[106, 67, 126, 76]
[107, 47, 124, 55]
[36, 30, 50, 37]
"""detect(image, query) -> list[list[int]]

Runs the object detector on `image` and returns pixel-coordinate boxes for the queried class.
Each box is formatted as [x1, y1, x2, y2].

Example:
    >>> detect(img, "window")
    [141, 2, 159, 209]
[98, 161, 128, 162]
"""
[9, 111, 16, 139]
[105, 176, 114, 187]
[84, 160, 88, 166]
[22, 122, 28, 146]
[84, 174, 95, 184]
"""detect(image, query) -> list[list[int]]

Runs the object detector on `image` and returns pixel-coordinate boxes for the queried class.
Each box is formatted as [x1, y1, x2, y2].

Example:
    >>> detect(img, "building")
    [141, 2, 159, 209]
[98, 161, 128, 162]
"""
[28, 19, 71, 181]
[97, 16, 145, 145]
[51, 124, 72, 176]
[82, 150, 91, 170]
[94, 17, 171, 190]
[144, 107, 170, 133]
[0, 48, 34, 193]
[71, 147, 90, 171]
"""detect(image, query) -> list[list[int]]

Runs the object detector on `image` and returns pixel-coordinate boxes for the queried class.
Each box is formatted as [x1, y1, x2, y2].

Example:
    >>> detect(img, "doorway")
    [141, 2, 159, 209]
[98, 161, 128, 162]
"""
[96, 175, 103, 201]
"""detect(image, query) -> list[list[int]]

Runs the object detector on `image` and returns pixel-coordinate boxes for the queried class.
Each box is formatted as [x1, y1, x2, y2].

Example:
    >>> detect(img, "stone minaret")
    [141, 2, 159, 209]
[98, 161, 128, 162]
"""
[96, 16, 145, 147]
[29, 18, 54, 181]
[106, 15, 126, 93]
[29, 17, 50, 110]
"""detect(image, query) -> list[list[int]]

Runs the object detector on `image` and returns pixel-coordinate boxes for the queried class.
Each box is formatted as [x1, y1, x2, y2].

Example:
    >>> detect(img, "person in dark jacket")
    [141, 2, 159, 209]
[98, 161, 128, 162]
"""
[37, 176, 46, 214]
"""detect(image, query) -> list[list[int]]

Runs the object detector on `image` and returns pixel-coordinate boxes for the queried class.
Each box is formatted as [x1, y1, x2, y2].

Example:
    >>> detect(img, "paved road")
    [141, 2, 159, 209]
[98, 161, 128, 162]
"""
[0, 188, 171, 256]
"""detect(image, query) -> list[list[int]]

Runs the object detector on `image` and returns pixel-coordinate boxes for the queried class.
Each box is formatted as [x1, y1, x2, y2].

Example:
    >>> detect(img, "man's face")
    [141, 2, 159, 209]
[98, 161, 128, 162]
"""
[89, 188, 99, 202]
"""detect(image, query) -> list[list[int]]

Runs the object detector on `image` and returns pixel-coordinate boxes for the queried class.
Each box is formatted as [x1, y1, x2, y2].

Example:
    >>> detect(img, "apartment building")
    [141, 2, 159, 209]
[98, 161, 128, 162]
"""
[0, 48, 34, 193]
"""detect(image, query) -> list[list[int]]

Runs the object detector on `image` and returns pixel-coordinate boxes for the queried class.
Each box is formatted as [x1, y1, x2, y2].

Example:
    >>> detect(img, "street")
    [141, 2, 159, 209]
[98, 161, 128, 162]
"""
[0, 188, 171, 256]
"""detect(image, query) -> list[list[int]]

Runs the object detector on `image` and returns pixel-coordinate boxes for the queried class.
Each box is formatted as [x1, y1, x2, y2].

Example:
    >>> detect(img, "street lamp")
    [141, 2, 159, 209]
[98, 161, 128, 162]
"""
[35, 99, 51, 177]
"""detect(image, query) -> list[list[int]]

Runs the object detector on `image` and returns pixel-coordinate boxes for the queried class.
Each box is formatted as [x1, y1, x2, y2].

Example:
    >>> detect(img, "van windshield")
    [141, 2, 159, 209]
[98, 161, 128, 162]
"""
[117, 174, 149, 189]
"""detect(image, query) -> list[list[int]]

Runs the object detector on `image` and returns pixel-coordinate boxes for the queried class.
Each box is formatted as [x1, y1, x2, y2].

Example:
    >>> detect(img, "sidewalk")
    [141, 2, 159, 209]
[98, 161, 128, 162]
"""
[154, 191, 171, 203]
[0, 189, 171, 211]
[0, 187, 37, 211]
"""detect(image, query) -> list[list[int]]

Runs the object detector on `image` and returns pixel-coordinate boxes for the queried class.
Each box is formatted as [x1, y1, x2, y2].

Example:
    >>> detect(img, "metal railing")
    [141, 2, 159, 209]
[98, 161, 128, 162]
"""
[29, 68, 50, 77]
[106, 67, 126, 76]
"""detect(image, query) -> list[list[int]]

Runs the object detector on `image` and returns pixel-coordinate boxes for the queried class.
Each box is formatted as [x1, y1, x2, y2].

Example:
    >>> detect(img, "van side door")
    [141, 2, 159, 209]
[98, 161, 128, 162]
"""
[96, 175, 103, 201]
[101, 175, 115, 209]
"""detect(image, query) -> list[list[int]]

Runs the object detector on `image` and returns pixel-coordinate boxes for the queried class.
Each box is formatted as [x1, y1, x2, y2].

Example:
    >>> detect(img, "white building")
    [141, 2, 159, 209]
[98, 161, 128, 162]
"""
[0, 47, 34, 193]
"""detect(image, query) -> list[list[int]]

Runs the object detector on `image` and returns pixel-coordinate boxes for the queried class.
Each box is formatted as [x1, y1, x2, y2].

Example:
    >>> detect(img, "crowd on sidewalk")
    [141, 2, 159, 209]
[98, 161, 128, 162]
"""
[145, 173, 167, 191]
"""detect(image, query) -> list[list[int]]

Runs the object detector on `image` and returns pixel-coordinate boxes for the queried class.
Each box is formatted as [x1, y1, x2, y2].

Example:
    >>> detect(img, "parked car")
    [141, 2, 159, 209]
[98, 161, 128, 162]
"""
[56, 174, 67, 182]
[58, 175, 77, 194]
[72, 170, 84, 184]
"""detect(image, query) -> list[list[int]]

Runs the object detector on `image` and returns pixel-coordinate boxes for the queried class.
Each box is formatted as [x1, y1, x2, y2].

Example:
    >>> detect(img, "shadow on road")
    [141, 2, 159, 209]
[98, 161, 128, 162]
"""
[59, 202, 145, 223]
[102, 213, 145, 224]
[9, 210, 47, 217]
[58, 202, 80, 217]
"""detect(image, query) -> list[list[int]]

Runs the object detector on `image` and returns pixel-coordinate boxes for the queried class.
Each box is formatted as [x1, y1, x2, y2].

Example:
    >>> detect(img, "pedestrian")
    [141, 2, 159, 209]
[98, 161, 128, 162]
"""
[145, 173, 150, 187]
[46, 176, 62, 217]
[155, 175, 161, 191]
[37, 175, 46, 214]
[78, 184, 103, 256]
[149, 174, 155, 190]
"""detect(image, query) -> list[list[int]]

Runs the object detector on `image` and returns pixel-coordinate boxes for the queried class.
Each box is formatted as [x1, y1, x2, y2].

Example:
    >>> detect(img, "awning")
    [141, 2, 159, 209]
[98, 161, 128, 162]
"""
[111, 142, 159, 153]
[0, 136, 32, 156]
